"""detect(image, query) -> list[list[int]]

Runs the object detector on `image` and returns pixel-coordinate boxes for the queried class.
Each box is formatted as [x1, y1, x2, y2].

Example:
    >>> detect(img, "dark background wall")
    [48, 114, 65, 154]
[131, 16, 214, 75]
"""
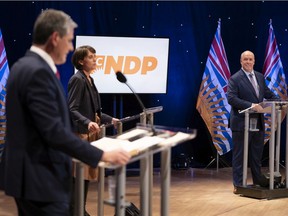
[1, 1, 288, 167]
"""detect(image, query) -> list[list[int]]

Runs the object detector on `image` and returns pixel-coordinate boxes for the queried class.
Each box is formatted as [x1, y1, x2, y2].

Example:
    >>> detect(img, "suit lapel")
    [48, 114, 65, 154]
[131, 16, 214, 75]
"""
[90, 76, 101, 113]
[254, 72, 263, 98]
[240, 70, 257, 98]
[79, 71, 99, 114]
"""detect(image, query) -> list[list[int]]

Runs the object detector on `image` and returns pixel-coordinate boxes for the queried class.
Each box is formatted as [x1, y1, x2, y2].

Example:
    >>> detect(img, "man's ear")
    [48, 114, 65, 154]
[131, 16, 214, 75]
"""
[50, 31, 60, 46]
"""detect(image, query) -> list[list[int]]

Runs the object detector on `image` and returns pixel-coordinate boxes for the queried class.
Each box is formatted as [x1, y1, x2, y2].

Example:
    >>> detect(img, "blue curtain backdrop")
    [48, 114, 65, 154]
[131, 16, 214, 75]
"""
[1, 1, 288, 166]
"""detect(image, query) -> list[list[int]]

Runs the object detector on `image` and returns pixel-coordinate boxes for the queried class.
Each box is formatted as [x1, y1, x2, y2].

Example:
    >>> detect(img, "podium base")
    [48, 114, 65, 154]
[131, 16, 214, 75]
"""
[236, 185, 288, 199]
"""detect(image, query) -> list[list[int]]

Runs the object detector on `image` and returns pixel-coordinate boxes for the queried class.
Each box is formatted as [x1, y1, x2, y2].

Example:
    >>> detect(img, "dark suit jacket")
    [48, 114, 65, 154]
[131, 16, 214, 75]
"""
[227, 69, 278, 131]
[0, 51, 104, 202]
[67, 71, 112, 134]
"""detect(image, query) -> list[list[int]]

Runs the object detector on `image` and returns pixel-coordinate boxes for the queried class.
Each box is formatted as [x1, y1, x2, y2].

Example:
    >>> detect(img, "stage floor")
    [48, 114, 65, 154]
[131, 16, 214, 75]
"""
[1, 167, 288, 216]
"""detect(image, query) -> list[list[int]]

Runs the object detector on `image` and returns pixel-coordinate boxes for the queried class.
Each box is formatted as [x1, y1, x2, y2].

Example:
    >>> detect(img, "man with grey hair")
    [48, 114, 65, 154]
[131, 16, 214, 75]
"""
[0, 9, 130, 215]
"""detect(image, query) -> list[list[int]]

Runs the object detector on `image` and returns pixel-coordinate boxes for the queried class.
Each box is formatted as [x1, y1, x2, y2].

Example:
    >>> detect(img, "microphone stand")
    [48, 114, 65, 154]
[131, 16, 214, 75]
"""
[124, 82, 146, 114]
[115, 71, 159, 215]
[126, 81, 157, 135]
[116, 71, 156, 135]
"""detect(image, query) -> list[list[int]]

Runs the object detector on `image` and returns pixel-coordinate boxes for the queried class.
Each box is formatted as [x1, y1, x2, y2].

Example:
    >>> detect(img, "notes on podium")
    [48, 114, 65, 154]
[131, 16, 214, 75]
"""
[91, 127, 196, 158]
[91, 135, 164, 157]
[238, 100, 288, 114]
[158, 131, 193, 147]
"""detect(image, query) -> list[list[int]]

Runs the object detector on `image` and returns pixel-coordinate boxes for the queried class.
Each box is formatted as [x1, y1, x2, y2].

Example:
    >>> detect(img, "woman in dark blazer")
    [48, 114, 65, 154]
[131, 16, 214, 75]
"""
[68, 45, 119, 216]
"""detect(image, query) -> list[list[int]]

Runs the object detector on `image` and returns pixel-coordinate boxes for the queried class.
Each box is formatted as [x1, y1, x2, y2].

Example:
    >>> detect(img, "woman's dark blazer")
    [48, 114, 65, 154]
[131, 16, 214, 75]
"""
[67, 71, 112, 134]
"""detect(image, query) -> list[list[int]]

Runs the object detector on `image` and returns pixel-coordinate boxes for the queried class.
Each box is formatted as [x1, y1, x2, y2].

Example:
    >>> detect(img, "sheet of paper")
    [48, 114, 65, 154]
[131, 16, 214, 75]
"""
[91, 137, 134, 152]
[92, 131, 195, 157]
[116, 128, 149, 140]
[130, 136, 164, 151]
[91, 134, 165, 156]
[158, 132, 194, 147]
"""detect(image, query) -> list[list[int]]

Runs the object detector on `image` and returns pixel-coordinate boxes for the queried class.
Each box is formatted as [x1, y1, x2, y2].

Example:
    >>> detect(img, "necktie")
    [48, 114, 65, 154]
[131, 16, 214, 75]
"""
[248, 73, 259, 97]
[56, 70, 60, 80]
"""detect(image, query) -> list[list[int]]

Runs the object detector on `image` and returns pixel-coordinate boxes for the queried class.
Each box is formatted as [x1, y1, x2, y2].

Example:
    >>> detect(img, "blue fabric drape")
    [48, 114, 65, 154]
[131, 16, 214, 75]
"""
[1, 1, 288, 163]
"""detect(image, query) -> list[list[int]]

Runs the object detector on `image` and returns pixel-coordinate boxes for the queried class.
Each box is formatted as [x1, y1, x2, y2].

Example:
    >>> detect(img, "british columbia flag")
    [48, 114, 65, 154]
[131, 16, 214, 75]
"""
[0, 29, 9, 160]
[196, 19, 232, 155]
[262, 20, 287, 143]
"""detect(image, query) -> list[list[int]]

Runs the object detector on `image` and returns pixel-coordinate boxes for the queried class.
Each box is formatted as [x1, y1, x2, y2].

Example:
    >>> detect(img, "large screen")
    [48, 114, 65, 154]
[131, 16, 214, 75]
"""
[75, 36, 169, 94]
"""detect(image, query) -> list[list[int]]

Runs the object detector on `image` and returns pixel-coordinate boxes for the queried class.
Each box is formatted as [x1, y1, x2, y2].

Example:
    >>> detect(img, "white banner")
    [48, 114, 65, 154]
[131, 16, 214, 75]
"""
[75, 36, 169, 94]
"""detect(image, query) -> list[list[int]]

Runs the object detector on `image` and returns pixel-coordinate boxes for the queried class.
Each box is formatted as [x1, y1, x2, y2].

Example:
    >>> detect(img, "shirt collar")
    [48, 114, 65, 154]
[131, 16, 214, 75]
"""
[242, 68, 255, 77]
[30, 45, 57, 74]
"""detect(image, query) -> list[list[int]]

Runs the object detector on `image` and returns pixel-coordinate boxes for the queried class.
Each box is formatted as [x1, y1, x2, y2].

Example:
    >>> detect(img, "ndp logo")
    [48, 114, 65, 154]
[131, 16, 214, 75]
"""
[76, 36, 169, 93]
[95, 55, 158, 75]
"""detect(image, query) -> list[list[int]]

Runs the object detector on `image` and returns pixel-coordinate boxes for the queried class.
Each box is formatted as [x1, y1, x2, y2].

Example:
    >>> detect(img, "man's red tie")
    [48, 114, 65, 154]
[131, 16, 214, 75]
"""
[56, 70, 60, 80]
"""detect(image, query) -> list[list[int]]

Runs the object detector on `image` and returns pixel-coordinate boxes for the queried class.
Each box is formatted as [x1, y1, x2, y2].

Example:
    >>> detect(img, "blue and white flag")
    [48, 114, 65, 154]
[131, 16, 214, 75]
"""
[262, 20, 287, 143]
[0, 29, 9, 160]
[196, 19, 232, 155]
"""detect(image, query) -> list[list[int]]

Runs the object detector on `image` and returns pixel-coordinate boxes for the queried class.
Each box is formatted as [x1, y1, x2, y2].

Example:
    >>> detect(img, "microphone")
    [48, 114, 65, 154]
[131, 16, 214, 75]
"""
[266, 77, 271, 82]
[115, 71, 156, 134]
[116, 71, 146, 112]
[116, 71, 127, 83]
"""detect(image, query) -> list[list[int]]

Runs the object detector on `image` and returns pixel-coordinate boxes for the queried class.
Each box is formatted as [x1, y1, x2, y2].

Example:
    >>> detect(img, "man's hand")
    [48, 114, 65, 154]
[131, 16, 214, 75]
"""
[251, 103, 264, 112]
[101, 150, 131, 165]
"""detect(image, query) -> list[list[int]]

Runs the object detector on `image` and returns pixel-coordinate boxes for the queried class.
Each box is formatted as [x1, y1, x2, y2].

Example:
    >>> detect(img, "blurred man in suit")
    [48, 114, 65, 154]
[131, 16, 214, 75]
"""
[0, 9, 130, 216]
[227, 50, 278, 193]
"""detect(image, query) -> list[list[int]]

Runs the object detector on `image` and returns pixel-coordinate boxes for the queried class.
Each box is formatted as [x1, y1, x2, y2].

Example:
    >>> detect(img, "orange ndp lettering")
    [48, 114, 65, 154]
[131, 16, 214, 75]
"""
[104, 56, 124, 74]
[124, 56, 157, 75]
[97, 55, 158, 74]
[142, 56, 157, 74]
[123, 56, 141, 74]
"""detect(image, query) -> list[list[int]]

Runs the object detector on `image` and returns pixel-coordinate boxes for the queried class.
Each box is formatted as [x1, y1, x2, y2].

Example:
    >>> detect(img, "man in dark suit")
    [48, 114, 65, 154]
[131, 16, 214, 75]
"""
[227, 50, 278, 193]
[0, 9, 130, 215]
